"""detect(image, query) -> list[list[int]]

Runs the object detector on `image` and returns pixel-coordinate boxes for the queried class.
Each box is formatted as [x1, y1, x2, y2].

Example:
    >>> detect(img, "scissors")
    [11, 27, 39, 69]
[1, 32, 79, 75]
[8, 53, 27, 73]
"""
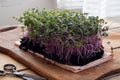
[0, 64, 47, 80]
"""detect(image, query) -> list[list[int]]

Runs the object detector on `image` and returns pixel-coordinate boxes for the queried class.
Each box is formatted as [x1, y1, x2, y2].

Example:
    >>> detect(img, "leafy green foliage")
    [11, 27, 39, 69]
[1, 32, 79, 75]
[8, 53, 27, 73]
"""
[15, 8, 108, 47]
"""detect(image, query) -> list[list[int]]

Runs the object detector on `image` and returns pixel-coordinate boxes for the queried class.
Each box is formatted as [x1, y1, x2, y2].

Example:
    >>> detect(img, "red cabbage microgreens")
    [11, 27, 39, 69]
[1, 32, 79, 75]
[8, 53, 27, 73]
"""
[15, 8, 109, 64]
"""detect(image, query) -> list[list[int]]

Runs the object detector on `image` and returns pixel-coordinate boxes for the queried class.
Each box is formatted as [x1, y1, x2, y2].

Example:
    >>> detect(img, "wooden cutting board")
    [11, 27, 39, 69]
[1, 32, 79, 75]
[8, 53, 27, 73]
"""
[0, 25, 120, 80]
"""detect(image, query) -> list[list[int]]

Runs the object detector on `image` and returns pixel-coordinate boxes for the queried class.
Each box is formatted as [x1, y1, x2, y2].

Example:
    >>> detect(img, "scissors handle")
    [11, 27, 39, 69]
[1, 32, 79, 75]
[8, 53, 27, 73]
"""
[0, 64, 16, 76]
[0, 70, 5, 76]
[4, 64, 16, 72]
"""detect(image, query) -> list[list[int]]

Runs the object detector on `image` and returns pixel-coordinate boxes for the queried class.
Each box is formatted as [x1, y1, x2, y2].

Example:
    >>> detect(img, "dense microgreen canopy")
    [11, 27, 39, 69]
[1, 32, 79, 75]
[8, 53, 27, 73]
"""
[15, 8, 109, 65]
[15, 8, 108, 47]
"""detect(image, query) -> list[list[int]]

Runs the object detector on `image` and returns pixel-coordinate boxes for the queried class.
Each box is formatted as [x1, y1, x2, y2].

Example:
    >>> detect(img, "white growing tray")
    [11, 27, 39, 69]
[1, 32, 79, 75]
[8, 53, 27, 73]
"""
[15, 41, 113, 73]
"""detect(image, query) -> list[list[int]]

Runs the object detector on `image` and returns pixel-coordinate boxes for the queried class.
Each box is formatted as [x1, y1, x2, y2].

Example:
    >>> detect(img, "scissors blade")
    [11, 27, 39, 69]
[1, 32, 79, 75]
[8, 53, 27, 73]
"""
[13, 72, 47, 80]
[22, 74, 47, 80]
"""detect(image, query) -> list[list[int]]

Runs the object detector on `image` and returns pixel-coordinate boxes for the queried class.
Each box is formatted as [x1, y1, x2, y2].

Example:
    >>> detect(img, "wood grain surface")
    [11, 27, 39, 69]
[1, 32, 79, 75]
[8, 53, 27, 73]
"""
[0, 51, 38, 80]
[0, 25, 120, 80]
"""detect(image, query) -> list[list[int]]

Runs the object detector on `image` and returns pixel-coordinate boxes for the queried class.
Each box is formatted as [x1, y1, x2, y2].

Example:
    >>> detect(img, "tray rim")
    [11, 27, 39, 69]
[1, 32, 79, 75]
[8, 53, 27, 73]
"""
[15, 41, 113, 73]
